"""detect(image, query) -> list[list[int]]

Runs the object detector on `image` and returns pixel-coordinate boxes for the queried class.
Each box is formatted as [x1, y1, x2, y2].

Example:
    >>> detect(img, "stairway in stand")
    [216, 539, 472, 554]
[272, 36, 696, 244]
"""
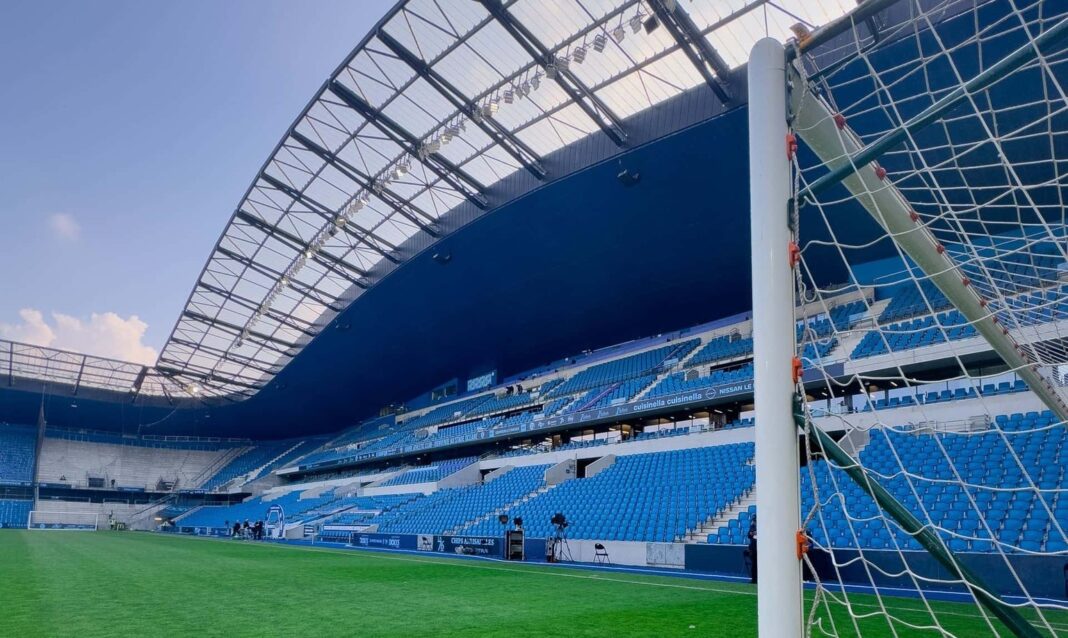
[683, 487, 756, 543]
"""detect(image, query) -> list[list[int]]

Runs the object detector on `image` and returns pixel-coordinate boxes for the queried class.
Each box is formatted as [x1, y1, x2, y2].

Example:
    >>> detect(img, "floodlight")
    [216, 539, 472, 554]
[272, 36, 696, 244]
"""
[572, 45, 587, 64]
[593, 32, 607, 52]
[556, 57, 569, 73]
[544, 63, 556, 80]
[612, 25, 625, 43]
[643, 15, 660, 33]
[531, 75, 540, 90]
[358, 191, 371, 204]
[503, 88, 514, 104]
[630, 14, 642, 33]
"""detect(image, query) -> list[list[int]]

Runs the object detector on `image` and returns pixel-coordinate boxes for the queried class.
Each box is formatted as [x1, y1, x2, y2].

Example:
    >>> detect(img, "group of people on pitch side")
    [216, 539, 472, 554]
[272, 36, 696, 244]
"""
[226, 519, 265, 540]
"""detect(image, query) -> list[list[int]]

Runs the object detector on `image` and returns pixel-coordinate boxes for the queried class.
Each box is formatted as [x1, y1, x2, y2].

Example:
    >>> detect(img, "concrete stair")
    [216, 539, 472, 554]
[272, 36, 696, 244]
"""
[684, 487, 756, 543]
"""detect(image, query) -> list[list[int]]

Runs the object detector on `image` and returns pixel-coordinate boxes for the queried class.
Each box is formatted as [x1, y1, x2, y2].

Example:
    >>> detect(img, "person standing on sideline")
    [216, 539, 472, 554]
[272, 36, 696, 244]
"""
[747, 516, 758, 584]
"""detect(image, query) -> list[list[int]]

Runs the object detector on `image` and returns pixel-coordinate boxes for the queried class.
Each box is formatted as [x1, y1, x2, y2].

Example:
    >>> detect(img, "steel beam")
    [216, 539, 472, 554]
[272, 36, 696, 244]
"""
[328, 80, 488, 207]
[290, 130, 439, 240]
[648, 0, 732, 102]
[212, 246, 344, 312]
[788, 0, 904, 62]
[168, 337, 278, 376]
[195, 280, 317, 335]
[180, 310, 296, 352]
[154, 363, 262, 392]
[251, 177, 371, 282]
[376, 29, 546, 179]
[478, 0, 626, 147]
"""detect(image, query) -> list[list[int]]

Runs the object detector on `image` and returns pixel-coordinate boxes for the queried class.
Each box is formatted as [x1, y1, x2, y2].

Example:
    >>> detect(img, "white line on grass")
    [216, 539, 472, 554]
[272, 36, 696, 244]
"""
[188, 534, 757, 596]
[171, 535, 1068, 630]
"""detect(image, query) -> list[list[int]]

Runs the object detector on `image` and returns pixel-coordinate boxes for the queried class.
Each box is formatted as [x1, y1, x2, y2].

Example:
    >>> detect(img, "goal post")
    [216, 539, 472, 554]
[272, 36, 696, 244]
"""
[28, 511, 100, 531]
[748, 36, 803, 638]
[749, 2, 1068, 637]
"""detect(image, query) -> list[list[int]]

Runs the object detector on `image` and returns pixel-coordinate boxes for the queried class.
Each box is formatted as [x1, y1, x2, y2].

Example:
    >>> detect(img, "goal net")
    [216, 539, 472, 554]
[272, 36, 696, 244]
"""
[749, 0, 1068, 637]
[28, 511, 100, 531]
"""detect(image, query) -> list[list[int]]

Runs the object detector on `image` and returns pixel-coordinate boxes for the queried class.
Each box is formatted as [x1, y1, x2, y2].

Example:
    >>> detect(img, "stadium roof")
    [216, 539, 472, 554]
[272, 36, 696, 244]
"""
[152, 0, 855, 401]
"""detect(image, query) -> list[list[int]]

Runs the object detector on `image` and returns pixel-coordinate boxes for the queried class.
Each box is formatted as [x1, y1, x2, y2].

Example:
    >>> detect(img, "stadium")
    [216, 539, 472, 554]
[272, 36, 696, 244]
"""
[2, 0, 1068, 636]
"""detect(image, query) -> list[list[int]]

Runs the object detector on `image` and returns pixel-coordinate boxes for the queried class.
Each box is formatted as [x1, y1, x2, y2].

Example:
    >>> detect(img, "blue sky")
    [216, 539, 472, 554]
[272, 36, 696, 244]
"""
[0, 0, 393, 362]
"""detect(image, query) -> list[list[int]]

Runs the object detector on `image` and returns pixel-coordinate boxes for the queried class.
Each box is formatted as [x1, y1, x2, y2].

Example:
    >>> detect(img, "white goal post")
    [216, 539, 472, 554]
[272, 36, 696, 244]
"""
[748, 2, 1068, 637]
[27, 511, 100, 531]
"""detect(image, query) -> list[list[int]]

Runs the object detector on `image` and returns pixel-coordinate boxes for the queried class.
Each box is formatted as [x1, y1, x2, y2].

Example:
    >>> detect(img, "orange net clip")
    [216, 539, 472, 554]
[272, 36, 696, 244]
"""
[788, 241, 801, 268]
[796, 529, 810, 560]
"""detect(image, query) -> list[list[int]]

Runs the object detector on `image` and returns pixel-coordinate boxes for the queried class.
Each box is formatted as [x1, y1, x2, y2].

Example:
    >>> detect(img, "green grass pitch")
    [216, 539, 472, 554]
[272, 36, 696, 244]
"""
[1, 531, 1064, 637]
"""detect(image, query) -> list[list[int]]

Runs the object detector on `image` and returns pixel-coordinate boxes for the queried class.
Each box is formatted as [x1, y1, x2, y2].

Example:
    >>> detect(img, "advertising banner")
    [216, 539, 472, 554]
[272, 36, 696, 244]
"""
[433, 535, 503, 558]
[351, 532, 418, 551]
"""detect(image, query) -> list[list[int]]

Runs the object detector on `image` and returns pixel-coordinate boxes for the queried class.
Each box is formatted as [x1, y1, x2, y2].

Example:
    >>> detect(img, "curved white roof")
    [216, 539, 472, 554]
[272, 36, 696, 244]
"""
[149, 0, 855, 400]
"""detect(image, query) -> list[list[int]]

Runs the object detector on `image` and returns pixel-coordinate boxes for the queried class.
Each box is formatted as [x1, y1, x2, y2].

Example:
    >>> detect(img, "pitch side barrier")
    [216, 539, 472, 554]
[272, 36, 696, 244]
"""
[184, 528, 1067, 602]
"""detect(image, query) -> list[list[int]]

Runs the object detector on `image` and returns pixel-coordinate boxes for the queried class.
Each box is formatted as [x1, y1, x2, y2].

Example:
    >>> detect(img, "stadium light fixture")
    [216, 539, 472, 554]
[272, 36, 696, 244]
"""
[612, 25, 625, 43]
[573, 45, 587, 64]
[593, 32, 607, 52]
[629, 14, 642, 34]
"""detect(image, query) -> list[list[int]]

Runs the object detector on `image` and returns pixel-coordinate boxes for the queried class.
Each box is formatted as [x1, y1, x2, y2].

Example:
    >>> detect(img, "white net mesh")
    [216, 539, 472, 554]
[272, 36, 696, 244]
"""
[28, 511, 100, 531]
[785, 0, 1068, 635]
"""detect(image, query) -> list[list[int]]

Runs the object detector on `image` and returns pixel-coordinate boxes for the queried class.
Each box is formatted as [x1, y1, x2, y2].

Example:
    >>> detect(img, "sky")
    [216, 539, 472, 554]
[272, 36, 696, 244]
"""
[0, 0, 394, 364]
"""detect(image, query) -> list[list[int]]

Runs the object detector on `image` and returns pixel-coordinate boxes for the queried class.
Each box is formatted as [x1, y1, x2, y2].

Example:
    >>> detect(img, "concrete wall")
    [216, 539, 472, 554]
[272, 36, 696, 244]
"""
[544, 459, 576, 485]
[437, 460, 482, 489]
[584, 455, 615, 478]
[37, 438, 232, 491]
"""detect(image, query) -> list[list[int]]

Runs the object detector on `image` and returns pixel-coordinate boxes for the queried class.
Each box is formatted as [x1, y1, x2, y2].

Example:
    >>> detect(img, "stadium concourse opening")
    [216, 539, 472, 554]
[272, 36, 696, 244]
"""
[3, 0, 1068, 637]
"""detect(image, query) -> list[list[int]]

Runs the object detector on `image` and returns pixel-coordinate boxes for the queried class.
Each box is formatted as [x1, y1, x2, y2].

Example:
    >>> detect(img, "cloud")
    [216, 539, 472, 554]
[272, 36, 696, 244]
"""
[0, 308, 158, 365]
[48, 213, 80, 241]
